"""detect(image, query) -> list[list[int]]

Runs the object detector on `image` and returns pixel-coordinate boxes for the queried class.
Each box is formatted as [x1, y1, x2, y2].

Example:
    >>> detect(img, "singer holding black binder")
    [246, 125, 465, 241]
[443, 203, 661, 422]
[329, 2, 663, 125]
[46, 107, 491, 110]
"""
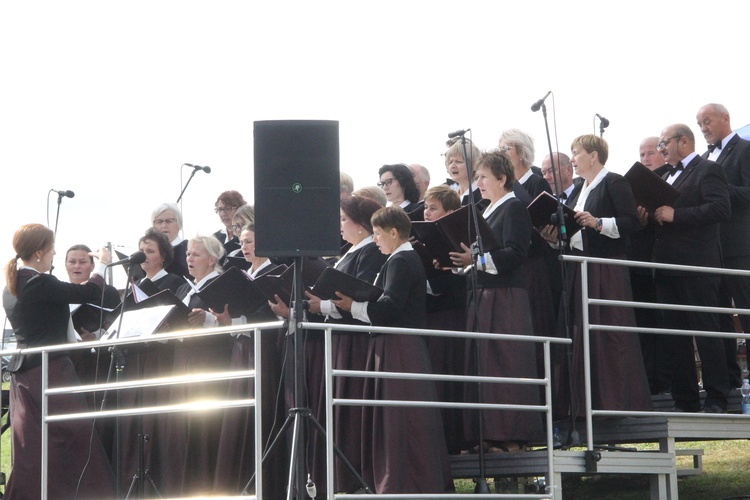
[543, 134, 651, 418]
[331, 206, 453, 494]
[448, 149, 542, 453]
[3, 223, 115, 499]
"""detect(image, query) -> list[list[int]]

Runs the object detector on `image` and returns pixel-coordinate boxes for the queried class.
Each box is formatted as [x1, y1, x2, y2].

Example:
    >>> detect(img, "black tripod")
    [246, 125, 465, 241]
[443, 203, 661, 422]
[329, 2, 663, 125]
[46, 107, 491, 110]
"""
[99, 268, 163, 499]
[242, 257, 370, 498]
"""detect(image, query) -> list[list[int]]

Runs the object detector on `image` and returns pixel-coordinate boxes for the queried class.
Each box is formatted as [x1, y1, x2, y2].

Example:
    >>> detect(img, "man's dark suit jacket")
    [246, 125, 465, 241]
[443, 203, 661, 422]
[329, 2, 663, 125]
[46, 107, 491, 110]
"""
[653, 155, 730, 271]
[702, 134, 750, 259]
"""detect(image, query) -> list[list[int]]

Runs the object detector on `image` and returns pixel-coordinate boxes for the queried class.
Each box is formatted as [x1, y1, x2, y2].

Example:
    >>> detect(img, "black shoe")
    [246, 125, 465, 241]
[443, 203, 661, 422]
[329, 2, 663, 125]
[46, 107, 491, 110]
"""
[700, 404, 726, 414]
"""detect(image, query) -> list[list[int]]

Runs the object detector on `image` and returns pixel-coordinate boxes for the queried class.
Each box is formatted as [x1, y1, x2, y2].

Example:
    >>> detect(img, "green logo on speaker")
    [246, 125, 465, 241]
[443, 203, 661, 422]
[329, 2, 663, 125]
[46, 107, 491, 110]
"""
[292, 182, 303, 194]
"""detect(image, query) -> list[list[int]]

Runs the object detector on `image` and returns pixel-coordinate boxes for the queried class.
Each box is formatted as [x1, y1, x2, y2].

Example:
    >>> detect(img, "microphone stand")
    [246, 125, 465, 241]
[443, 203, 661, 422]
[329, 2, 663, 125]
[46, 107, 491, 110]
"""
[457, 133, 490, 494]
[599, 122, 606, 138]
[52, 191, 66, 238]
[538, 102, 579, 447]
[176, 167, 199, 204]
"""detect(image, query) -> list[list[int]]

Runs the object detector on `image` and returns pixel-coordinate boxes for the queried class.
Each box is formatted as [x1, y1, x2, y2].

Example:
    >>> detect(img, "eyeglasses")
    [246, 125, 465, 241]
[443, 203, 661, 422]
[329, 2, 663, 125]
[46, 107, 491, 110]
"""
[214, 206, 236, 214]
[153, 218, 177, 226]
[657, 136, 681, 152]
[499, 144, 513, 153]
[231, 223, 243, 234]
[377, 178, 396, 188]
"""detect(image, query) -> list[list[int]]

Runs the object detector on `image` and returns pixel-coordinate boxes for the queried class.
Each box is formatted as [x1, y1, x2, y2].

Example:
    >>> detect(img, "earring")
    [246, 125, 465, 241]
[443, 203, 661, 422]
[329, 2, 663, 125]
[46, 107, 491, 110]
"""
[36, 258, 41, 262]
[358, 229, 362, 234]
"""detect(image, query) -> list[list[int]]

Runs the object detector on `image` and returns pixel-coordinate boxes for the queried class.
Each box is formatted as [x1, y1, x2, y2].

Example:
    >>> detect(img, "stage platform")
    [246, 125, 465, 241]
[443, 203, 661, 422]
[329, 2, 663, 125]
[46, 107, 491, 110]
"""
[450, 389, 750, 499]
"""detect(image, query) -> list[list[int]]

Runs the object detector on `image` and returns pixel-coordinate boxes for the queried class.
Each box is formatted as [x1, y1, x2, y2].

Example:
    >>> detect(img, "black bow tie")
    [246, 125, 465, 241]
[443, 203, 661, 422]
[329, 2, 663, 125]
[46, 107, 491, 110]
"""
[707, 142, 722, 153]
[668, 161, 684, 176]
[558, 192, 568, 200]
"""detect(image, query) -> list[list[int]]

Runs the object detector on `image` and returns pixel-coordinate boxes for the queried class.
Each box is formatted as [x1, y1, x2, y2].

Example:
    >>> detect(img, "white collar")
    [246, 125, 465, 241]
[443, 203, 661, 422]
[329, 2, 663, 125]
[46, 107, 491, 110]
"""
[249, 260, 272, 279]
[386, 241, 413, 260]
[483, 191, 516, 218]
[194, 270, 220, 289]
[149, 268, 168, 281]
[517, 168, 534, 184]
[171, 236, 184, 246]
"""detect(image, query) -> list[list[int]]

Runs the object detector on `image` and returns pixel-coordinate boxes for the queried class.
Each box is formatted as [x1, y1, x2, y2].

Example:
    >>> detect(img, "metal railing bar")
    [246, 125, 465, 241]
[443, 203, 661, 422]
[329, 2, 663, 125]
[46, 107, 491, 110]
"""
[45, 369, 254, 395]
[45, 398, 255, 423]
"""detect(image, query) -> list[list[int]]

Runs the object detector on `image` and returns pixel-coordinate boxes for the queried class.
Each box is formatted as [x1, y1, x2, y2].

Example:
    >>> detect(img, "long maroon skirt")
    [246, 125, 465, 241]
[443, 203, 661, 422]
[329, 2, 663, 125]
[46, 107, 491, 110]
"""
[464, 287, 543, 444]
[6, 355, 116, 499]
[555, 257, 652, 418]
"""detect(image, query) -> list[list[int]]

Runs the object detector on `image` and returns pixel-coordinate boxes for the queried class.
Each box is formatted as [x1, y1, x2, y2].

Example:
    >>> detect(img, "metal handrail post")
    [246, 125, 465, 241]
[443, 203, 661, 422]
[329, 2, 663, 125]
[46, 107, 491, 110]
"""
[325, 326, 335, 500]
[544, 341, 556, 497]
[41, 351, 49, 500]
[254, 326, 263, 499]
[580, 260, 594, 450]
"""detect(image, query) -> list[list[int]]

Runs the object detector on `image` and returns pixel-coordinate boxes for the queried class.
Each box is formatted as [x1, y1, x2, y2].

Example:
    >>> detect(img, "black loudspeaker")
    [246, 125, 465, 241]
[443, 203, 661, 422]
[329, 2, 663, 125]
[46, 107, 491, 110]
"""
[254, 120, 341, 257]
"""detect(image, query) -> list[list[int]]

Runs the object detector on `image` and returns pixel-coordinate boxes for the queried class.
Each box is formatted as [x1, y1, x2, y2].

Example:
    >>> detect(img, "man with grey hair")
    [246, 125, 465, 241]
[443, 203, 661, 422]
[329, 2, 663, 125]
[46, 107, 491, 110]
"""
[639, 137, 667, 171]
[408, 164, 430, 201]
[697, 103, 750, 388]
[652, 123, 731, 413]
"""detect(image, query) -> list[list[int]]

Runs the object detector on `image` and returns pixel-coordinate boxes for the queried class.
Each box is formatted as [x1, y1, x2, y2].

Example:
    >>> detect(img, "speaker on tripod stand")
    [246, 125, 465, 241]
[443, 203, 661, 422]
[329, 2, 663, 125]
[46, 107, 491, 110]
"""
[252, 120, 365, 498]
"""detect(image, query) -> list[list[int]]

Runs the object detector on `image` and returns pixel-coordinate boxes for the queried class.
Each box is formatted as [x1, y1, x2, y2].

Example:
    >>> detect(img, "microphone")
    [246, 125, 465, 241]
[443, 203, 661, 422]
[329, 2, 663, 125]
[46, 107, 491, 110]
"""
[106, 251, 147, 267]
[52, 189, 75, 198]
[447, 128, 470, 139]
[530, 91, 552, 112]
[185, 163, 212, 173]
[596, 114, 610, 128]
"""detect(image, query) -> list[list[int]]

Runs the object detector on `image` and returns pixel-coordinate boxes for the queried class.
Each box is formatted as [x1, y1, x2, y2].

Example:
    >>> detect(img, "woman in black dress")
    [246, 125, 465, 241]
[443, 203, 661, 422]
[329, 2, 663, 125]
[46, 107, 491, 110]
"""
[449, 148, 542, 452]
[213, 190, 247, 259]
[163, 235, 231, 496]
[541, 134, 652, 418]
[213, 224, 285, 496]
[333, 206, 453, 495]
[137, 227, 185, 293]
[303, 195, 387, 494]
[3, 223, 115, 499]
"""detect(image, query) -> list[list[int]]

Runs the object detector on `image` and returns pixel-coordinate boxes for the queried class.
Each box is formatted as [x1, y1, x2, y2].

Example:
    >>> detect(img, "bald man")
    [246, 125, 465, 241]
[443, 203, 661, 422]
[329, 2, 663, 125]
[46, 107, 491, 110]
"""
[540, 152, 582, 206]
[697, 103, 750, 388]
[630, 137, 671, 394]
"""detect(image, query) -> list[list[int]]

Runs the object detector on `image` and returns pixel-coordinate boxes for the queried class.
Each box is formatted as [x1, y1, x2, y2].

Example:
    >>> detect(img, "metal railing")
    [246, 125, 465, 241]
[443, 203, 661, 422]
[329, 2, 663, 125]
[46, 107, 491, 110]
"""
[300, 321, 571, 500]
[564, 254, 750, 450]
[0, 320, 283, 500]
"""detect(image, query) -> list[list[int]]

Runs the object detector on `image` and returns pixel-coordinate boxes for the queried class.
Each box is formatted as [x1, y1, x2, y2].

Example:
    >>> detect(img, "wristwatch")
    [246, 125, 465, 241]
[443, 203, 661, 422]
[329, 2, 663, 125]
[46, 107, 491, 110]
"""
[595, 218, 603, 232]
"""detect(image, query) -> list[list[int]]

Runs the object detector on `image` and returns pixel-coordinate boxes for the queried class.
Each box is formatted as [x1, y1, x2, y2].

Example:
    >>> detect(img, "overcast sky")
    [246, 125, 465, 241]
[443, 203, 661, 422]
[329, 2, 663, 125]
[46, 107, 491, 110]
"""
[1, 1, 748, 325]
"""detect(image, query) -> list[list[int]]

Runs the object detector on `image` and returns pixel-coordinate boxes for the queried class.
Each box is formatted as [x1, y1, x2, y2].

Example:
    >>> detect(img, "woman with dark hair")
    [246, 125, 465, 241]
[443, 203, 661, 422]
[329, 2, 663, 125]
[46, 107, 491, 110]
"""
[541, 134, 651, 418]
[137, 227, 184, 293]
[378, 163, 421, 213]
[332, 206, 453, 495]
[449, 149, 542, 453]
[152, 202, 191, 279]
[301, 194, 387, 493]
[3, 223, 115, 499]
[213, 190, 247, 257]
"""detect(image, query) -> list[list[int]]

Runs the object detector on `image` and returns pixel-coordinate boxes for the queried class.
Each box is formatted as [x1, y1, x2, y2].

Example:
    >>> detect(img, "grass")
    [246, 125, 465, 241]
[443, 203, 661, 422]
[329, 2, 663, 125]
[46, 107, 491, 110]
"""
[454, 440, 750, 498]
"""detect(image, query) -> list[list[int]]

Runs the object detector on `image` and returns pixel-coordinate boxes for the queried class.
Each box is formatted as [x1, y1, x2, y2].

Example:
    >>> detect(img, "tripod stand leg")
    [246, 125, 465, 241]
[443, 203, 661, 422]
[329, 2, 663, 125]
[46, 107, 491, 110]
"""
[241, 413, 295, 495]
[306, 413, 372, 493]
[286, 412, 304, 500]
